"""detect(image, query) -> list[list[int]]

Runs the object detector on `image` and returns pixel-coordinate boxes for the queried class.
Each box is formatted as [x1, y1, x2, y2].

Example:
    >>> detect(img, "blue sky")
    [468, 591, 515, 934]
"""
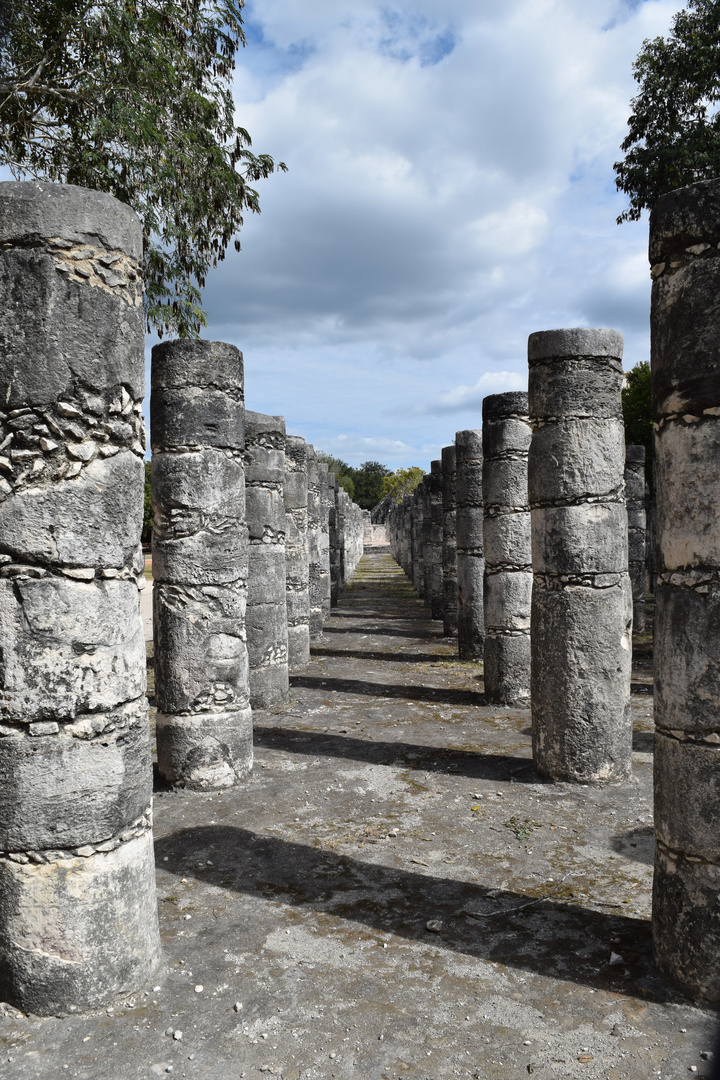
[178, 0, 676, 468]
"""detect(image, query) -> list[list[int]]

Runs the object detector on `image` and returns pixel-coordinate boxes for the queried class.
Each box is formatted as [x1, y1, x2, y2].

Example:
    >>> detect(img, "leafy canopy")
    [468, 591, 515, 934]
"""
[0, 0, 286, 337]
[615, 0, 720, 221]
[316, 457, 394, 509]
[381, 466, 425, 504]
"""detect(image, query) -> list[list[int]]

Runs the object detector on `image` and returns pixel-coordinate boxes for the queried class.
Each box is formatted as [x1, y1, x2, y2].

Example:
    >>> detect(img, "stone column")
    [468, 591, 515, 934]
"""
[413, 482, 426, 597]
[244, 412, 289, 707]
[650, 180, 720, 1001]
[482, 392, 532, 705]
[284, 435, 310, 669]
[441, 445, 458, 636]
[152, 340, 252, 789]
[316, 461, 332, 624]
[625, 445, 647, 633]
[329, 473, 341, 607]
[306, 448, 325, 639]
[0, 181, 160, 1013]
[455, 430, 484, 659]
[528, 328, 632, 783]
[427, 460, 444, 619]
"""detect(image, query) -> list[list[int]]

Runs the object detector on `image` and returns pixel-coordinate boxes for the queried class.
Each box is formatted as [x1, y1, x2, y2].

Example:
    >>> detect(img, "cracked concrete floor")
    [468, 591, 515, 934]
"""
[1, 546, 718, 1080]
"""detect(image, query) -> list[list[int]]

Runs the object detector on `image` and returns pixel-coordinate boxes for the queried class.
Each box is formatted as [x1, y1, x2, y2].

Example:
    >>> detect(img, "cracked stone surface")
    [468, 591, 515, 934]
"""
[1, 547, 717, 1079]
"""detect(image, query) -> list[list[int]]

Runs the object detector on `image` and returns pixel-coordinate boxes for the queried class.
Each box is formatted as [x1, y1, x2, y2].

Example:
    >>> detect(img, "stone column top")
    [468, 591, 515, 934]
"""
[152, 339, 244, 392]
[441, 444, 456, 471]
[0, 180, 142, 260]
[455, 429, 482, 458]
[649, 178, 720, 263]
[245, 411, 286, 438]
[482, 391, 529, 422]
[528, 328, 623, 365]
[625, 444, 646, 464]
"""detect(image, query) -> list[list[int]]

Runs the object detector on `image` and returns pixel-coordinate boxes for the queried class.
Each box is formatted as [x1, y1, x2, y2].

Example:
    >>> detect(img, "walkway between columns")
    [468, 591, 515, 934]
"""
[6, 548, 713, 1077]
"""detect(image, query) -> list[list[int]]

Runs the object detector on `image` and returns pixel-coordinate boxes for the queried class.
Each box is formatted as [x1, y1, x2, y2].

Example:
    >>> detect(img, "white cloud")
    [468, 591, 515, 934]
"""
[195, 0, 678, 470]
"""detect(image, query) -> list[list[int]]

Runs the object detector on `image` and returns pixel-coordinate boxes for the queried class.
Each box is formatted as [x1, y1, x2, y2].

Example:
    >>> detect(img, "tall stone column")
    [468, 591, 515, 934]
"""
[427, 460, 444, 619]
[316, 461, 332, 623]
[412, 482, 426, 597]
[152, 340, 252, 789]
[482, 392, 532, 705]
[528, 328, 632, 783]
[244, 412, 289, 707]
[441, 445, 458, 636]
[284, 435, 310, 669]
[305, 446, 321, 639]
[329, 473, 341, 607]
[650, 180, 720, 1001]
[0, 181, 160, 1013]
[455, 430, 484, 659]
[625, 445, 647, 633]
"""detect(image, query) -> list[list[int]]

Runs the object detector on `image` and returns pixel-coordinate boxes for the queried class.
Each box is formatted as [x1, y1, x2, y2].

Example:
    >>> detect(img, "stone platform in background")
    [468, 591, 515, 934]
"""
[1, 547, 716, 1079]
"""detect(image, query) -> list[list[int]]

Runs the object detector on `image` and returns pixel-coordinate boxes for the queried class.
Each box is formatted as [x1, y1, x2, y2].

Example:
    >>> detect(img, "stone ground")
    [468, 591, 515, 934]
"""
[1, 545, 718, 1080]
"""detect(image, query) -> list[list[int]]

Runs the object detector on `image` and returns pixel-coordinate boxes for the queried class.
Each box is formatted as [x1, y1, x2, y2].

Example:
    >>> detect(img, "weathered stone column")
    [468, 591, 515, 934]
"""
[625, 445, 647, 633]
[482, 392, 532, 705]
[650, 181, 720, 1001]
[412, 481, 426, 597]
[305, 446, 321, 639]
[152, 340, 252, 789]
[427, 460, 444, 619]
[284, 435, 310, 669]
[316, 460, 332, 624]
[455, 430, 484, 659]
[245, 412, 289, 707]
[0, 181, 160, 1013]
[441, 445, 458, 636]
[528, 328, 632, 783]
[329, 473, 341, 607]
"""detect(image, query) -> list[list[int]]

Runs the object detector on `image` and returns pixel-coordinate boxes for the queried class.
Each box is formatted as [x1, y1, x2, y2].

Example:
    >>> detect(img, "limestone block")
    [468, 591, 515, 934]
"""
[457, 554, 484, 660]
[0, 831, 161, 1015]
[527, 357, 623, 420]
[528, 418, 625, 505]
[654, 734, 720, 862]
[482, 458, 530, 510]
[455, 506, 484, 550]
[150, 387, 244, 450]
[0, 577, 146, 721]
[484, 634, 531, 706]
[245, 485, 285, 541]
[151, 450, 247, 585]
[653, 847, 720, 1003]
[655, 418, 720, 570]
[654, 582, 720, 734]
[156, 710, 253, 789]
[483, 513, 531, 568]
[531, 579, 633, 783]
[0, 452, 143, 568]
[248, 544, 286, 602]
[531, 502, 628, 576]
[0, 697, 151, 851]
[484, 571, 532, 631]
[153, 581, 249, 716]
[481, 414, 532, 459]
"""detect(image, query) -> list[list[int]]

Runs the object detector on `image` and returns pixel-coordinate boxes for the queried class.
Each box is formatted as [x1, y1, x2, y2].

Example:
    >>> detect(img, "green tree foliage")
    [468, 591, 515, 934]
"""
[142, 462, 153, 544]
[622, 360, 653, 488]
[615, 0, 720, 221]
[351, 461, 392, 510]
[315, 456, 394, 508]
[0, 0, 286, 337]
[381, 466, 425, 504]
